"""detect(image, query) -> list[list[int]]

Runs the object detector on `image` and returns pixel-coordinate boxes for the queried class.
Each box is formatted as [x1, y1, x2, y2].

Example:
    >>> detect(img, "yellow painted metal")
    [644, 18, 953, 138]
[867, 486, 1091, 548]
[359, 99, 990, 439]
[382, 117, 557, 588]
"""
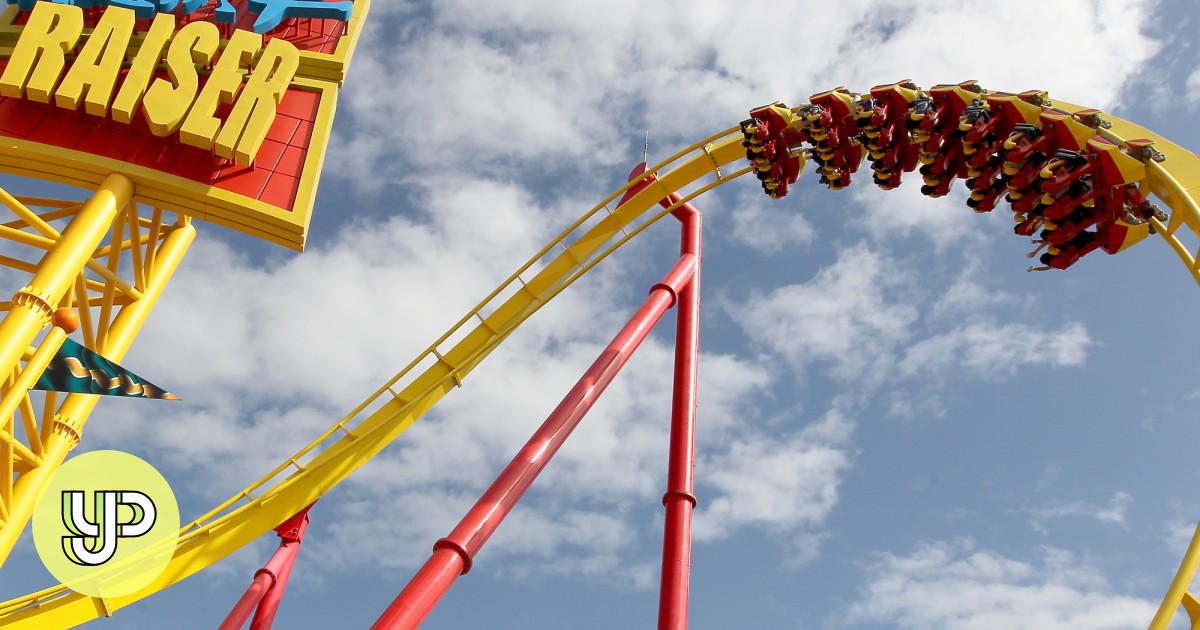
[0, 177, 204, 574]
[1183, 593, 1200, 630]
[0, 217, 195, 574]
[0, 175, 132, 571]
[82, 257, 143, 302]
[0, 224, 53, 249]
[0, 425, 37, 468]
[0, 187, 58, 239]
[37, 390, 55, 459]
[2, 387, 9, 522]
[0, 203, 80, 231]
[1149, 521, 1200, 630]
[5, 90, 1200, 628]
[0, 175, 129, 400]
[0, 326, 66, 460]
[0, 325, 65, 463]
[95, 210, 124, 354]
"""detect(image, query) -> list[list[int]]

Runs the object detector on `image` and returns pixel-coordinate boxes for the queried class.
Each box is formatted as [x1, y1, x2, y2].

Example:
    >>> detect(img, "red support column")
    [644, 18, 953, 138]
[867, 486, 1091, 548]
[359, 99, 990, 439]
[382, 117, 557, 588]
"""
[249, 527, 305, 630]
[220, 574, 275, 630]
[371, 251, 699, 630]
[219, 505, 313, 630]
[658, 190, 702, 630]
[620, 161, 705, 629]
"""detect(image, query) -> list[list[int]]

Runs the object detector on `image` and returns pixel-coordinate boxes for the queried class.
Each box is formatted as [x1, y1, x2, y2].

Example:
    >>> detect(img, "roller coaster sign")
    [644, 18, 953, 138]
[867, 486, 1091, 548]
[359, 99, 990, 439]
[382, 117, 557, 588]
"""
[0, 0, 371, 249]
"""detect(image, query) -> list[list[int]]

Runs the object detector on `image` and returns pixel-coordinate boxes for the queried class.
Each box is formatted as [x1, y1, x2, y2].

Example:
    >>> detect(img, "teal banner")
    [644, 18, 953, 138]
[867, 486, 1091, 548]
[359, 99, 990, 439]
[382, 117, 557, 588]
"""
[33, 338, 179, 400]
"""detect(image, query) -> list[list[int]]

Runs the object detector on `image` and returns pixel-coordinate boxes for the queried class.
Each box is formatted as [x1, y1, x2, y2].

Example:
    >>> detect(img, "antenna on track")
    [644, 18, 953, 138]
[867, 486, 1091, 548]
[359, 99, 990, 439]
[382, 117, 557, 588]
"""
[644, 131, 649, 164]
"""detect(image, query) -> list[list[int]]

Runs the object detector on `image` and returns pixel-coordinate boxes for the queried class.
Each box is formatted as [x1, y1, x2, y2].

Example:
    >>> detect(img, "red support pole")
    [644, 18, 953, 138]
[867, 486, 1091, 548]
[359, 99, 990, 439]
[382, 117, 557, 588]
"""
[618, 163, 705, 628]
[658, 189, 702, 630]
[220, 573, 275, 630]
[248, 527, 304, 630]
[219, 505, 313, 630]
[371, 251, 699, 630]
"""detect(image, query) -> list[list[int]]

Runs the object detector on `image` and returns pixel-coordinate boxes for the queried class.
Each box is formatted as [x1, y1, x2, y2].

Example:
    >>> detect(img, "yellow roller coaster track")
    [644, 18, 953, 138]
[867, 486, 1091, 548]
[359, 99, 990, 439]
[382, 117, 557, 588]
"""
[0, 88, 1199, 628]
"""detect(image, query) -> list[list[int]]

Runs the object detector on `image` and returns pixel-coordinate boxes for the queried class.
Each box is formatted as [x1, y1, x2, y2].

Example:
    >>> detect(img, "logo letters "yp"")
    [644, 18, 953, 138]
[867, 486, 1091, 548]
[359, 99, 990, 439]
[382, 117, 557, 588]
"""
[34, 451, 179, 598]
[61, 491, 156, 566]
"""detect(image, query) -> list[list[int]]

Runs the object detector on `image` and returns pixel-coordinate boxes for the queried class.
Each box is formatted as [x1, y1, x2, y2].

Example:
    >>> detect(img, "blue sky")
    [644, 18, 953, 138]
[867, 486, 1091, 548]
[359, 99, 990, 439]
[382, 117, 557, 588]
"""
[6, 0, 1200, 628]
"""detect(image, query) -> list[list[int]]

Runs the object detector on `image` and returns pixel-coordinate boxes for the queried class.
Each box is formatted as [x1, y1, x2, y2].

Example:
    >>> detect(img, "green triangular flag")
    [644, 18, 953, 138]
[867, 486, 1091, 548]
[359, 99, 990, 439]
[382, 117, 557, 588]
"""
[32, 338, 180, 400]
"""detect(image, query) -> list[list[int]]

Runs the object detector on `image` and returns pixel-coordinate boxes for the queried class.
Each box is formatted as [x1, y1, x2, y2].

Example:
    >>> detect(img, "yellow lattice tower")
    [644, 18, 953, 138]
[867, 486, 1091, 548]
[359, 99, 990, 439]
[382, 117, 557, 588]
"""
[0, 177, 194, 561]
[0, 0, 372, 574]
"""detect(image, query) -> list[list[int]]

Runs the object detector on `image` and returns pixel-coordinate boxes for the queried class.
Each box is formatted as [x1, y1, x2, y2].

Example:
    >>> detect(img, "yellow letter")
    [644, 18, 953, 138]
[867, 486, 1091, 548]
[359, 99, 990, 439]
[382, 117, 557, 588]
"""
[215, 37, 299, 166]
[111, 12, 175, 125]
[0, 3, 84, 102]
[55, 6, 136, 116]
[179, 29, 261, 151]
[141, 20, 219, 137]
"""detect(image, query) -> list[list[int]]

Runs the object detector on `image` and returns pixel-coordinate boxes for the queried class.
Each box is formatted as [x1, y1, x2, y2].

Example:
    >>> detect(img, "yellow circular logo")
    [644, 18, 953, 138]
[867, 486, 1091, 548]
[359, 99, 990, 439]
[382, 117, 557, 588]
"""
[32, 450, 180, 598]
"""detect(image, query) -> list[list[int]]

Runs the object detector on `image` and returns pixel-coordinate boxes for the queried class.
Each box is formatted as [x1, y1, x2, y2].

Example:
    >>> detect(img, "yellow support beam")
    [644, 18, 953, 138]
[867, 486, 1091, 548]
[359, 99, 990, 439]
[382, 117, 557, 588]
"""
[0, 187, 59, 240]
[1150, 521, 1200, 629]
[0, 174, 134, 567]
[0, 326, 68, 459]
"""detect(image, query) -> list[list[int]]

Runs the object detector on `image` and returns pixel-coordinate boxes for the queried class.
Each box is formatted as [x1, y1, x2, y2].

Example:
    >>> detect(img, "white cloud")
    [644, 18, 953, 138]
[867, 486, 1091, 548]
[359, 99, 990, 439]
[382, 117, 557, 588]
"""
[303, 351, 844, 579]
[330, 20, 634, 188]
[732, 242, 1091, 391]
[822, 1, 1159, 111]
[1186, 69, 1200, 109]
[134, 195, 543, 404]
[1035, 462, 1065, 492]
[1166, 519, 1199, 556]
[882, 316, 1090, 420]
[850, 182, 985, 248]
[329, 0, 1160, 192]
[1027, 492, 1134, 535]
[930, 265, 1017, 320]
[732, 243, 918, 384]
[846, 539, 1160, 629]
[694, 402, 854, 544]
[728, 235, 1094, 427]
[899, 321, 1092, 380]
[726, 190, 816, 254]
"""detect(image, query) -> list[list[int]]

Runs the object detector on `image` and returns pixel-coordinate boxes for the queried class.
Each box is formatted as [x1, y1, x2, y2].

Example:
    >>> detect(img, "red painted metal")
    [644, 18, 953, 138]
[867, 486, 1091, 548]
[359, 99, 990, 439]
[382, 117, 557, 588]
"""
[249, 546, 301, 630]
[622, 161, 704, 628]
[658, 187, 702, 630]
[372, 250, 699, 630]
[219, 505, 314, 630]
[220, 573, 274, 630]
